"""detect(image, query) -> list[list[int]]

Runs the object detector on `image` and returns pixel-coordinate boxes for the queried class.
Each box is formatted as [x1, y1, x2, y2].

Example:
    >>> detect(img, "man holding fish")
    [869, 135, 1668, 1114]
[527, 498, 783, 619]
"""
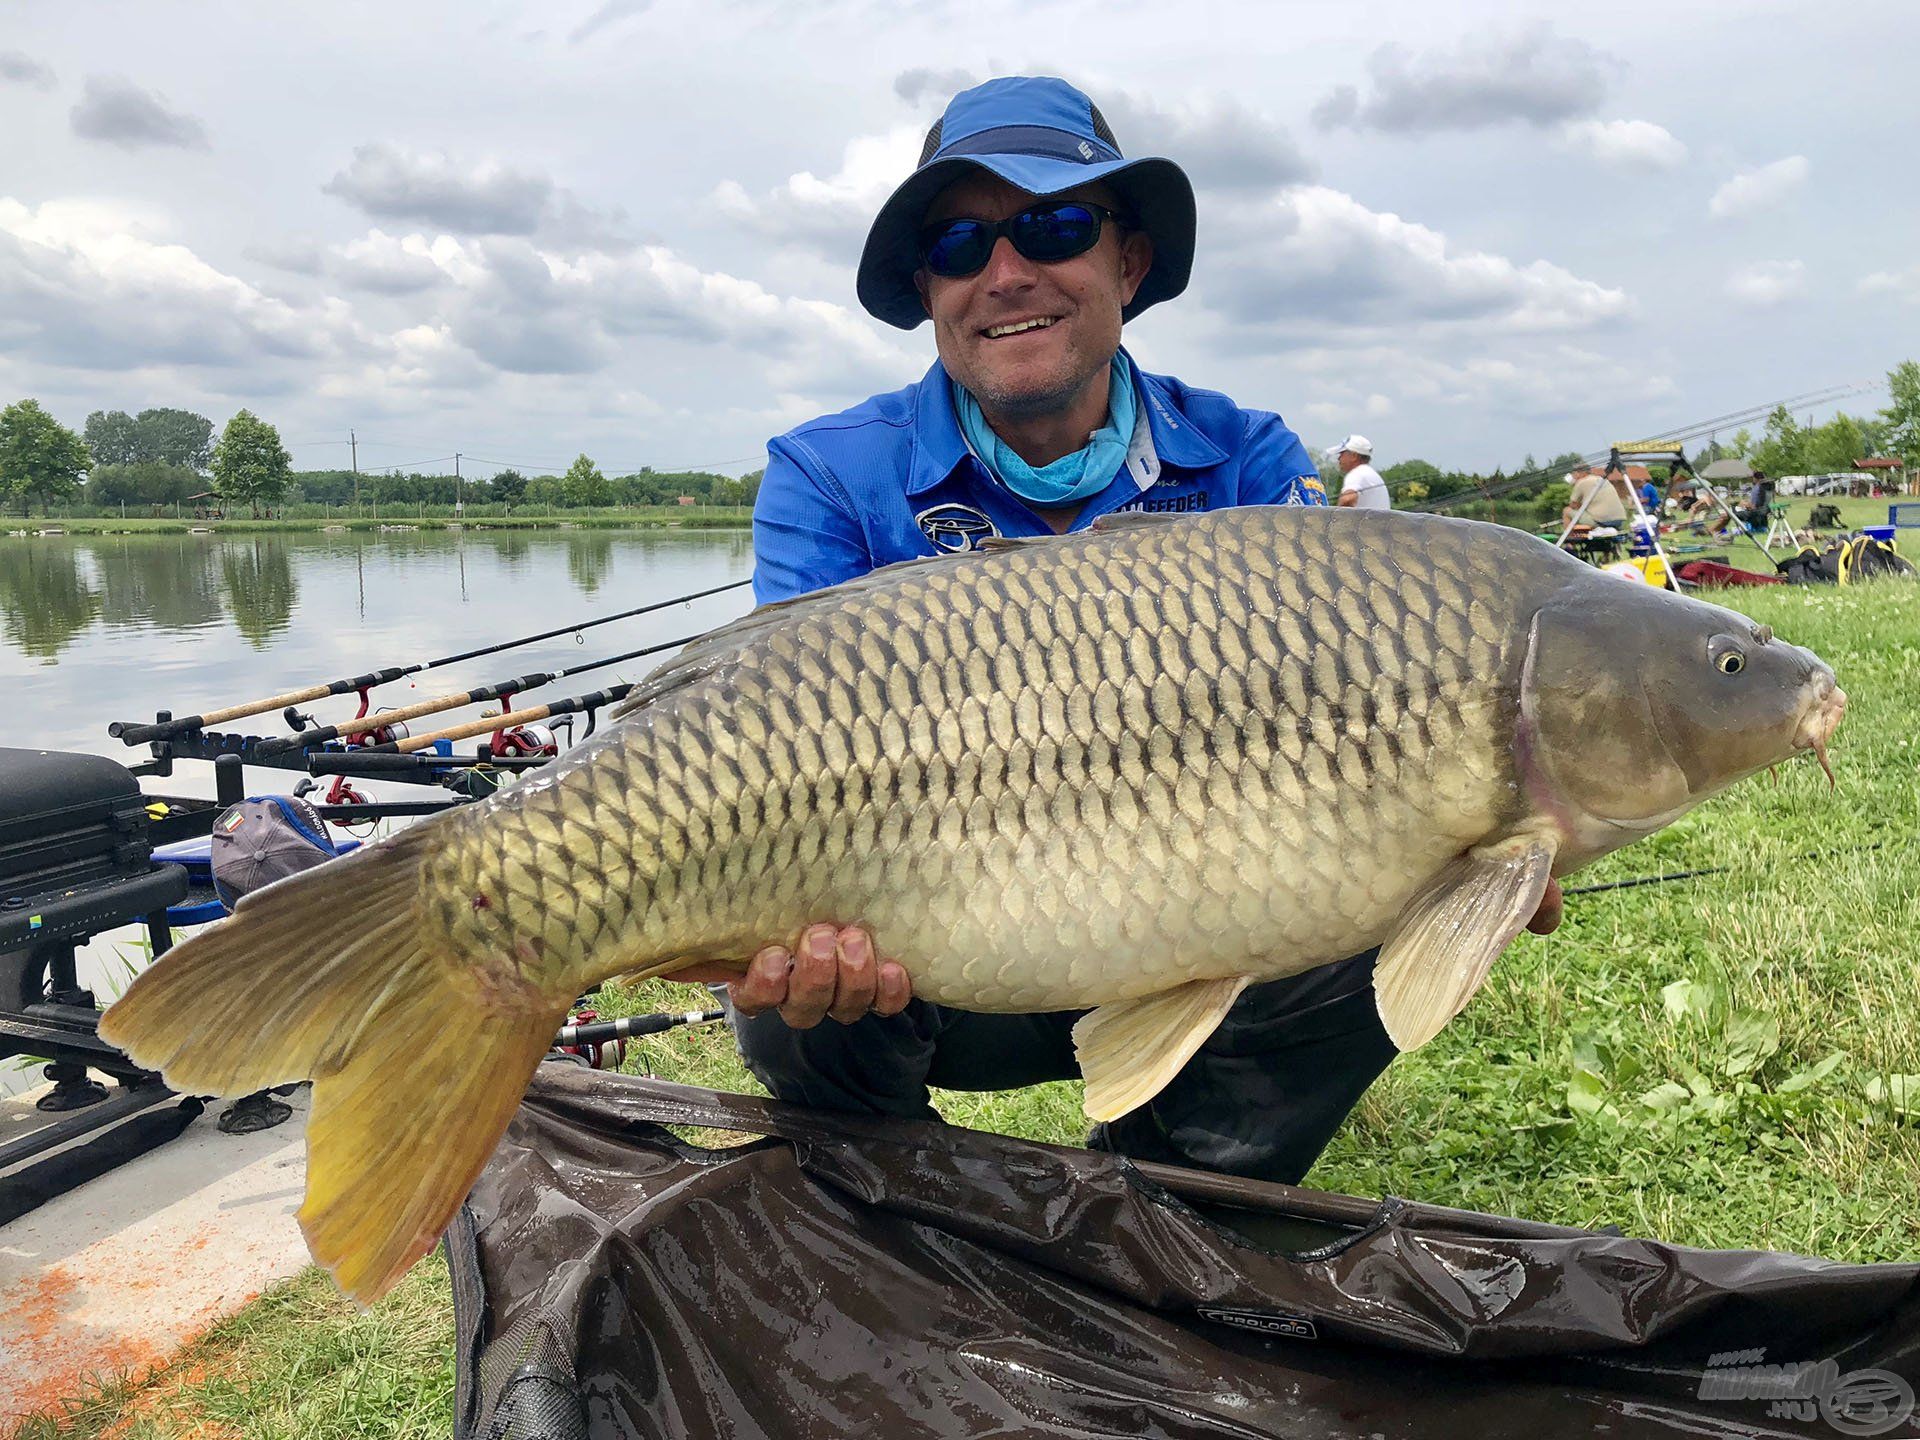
[102, 76, 1843, 1306]
[685, 77, 1563, 1185]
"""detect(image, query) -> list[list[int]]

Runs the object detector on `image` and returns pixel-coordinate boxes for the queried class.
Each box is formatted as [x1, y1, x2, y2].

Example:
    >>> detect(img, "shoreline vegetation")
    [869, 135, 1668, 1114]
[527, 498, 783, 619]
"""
[1, 506, 754, 535]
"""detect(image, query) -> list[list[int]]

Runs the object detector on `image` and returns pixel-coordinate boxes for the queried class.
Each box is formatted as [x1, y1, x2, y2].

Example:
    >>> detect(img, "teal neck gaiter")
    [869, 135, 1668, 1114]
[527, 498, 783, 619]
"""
[954, 352, 1137, 509]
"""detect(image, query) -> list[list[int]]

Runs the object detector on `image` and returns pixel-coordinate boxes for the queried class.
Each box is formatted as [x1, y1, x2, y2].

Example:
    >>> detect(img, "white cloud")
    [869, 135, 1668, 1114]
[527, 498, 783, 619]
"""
[1708, 155, 1809, 219]
[1094, 91, 1314, 191]
[1725, 259, 1805, 307]
[1313, 26, 1608, 133]
[0, 51, 56, 89]
[0, 197, 351, 371]
[69, 76, 208, 151]
[1560, 118, 1687, 171]
[323, 144, 554, 235]
[1201, 185, 1630, 338]
[1860, 266, 1920, 303]
[713, 125, 922, 255]
[329, 230, 486, 294]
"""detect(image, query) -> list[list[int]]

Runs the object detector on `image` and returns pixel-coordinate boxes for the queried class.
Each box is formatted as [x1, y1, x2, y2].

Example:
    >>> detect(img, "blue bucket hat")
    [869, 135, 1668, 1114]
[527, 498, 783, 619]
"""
[856, 76, 1197, 331]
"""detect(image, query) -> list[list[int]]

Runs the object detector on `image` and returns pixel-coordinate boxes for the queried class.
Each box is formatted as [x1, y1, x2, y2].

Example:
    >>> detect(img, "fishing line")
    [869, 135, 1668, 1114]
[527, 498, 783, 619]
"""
[1562, 841, 1883, 897]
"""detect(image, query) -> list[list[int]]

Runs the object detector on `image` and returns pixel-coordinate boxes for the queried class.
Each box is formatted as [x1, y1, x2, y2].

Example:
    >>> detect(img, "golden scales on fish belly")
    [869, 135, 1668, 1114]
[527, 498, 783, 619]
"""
[98, 505, 1846, 1304]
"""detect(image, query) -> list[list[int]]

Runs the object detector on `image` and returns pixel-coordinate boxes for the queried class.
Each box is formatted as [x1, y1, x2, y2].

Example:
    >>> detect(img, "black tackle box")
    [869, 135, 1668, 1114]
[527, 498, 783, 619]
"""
[0, 747, 182, 949]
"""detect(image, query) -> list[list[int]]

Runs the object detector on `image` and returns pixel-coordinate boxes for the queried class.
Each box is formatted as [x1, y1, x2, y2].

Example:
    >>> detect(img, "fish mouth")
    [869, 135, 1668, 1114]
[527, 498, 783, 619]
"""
[1794, 675, 1847, 788]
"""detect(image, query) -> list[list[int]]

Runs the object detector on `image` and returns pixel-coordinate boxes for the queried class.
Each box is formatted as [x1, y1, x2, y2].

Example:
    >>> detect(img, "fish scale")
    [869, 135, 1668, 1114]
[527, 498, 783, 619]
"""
[426, 508, 1528, 1012]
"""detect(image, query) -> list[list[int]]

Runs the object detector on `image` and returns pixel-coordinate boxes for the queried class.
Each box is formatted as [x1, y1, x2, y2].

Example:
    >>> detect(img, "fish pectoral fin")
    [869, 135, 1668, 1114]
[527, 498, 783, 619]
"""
[1373, 837, 1556, 1052]
[1073, 975, 1252, 1123]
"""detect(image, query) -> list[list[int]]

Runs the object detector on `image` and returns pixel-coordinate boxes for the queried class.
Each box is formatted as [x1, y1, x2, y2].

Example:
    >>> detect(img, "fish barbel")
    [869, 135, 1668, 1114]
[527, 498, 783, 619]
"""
[101, 506, 1845, 1301]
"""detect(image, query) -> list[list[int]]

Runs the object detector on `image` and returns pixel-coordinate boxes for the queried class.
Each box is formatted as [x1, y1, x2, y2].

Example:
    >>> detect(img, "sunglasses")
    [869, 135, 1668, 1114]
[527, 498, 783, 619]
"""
[917, 201, 1131, 279]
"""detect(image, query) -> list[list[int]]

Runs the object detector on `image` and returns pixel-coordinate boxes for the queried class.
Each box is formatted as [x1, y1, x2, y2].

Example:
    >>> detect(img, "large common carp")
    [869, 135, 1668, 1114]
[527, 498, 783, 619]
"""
[101, 506, 1844, 1302]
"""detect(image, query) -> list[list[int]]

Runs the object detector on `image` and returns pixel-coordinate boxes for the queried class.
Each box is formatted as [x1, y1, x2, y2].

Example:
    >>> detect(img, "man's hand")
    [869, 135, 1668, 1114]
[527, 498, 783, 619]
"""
[678, 924, 912, 1028]
[1526, 877, 1564, 936]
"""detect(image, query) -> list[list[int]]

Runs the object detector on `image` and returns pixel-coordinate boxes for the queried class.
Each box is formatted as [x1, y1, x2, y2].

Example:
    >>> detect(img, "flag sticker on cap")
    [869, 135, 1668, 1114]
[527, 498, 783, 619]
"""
[220, 809, 248, 833]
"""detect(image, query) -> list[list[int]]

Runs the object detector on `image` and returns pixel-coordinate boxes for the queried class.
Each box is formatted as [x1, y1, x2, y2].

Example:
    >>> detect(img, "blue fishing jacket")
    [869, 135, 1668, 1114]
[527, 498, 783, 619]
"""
[751, 350, 1325, 603]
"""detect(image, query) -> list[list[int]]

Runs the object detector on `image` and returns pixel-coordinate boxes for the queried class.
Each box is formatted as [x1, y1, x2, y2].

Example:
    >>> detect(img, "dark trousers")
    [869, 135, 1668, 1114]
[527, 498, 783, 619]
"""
[729, 949, 1394, 1186]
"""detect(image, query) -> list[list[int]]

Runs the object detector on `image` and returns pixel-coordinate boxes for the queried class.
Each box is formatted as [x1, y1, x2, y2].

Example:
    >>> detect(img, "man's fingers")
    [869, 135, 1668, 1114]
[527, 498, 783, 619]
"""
[873, 960, 912, 1017]
[1527, 877, 1565, 936]
[826, 925, 877, 1024]
[779, 924, 839, 1029]
[728, 945, 792, 1018]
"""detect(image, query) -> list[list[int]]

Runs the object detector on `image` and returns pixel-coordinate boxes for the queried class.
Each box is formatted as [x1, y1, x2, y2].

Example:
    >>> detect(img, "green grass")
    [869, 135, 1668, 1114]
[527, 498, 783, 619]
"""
[17, 577, 1920, 1438]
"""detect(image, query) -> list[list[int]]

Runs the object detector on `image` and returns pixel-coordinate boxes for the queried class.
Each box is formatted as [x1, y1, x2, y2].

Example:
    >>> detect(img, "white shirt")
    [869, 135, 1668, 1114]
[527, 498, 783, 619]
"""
[1341, 462, 1389, 509]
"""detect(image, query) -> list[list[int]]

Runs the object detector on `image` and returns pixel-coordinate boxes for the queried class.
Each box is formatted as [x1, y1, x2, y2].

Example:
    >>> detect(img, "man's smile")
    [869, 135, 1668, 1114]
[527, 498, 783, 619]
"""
[981, 315, 1062, 339]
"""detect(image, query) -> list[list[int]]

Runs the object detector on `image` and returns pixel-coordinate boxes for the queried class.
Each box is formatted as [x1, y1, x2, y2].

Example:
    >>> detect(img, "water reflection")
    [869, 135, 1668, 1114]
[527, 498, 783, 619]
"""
[2, 528, 755, 757]
[565, 533, 615, 596]
[0, 544, 101, 660]
[219, 537, 299, 648]
[95, 537, 225, 632]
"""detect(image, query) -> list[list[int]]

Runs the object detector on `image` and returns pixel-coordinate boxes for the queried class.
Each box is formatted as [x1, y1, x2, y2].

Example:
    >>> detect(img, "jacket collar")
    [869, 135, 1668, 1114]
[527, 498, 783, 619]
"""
[906, 346, 1225, 496]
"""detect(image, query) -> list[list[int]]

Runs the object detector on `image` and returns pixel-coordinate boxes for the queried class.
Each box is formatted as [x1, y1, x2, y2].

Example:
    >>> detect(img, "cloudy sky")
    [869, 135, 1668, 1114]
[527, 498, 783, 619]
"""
[3, 0, 1914, 480]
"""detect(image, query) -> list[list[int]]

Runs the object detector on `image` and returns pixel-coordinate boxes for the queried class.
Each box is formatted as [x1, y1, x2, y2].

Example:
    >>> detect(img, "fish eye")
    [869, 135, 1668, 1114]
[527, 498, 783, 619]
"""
[1717, 652, 1745, 674]
[1708, 635, 1747, 675]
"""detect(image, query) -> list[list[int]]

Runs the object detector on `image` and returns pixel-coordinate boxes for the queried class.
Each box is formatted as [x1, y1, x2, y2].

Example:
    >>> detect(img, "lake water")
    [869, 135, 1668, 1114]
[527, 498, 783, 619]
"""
[0, 529, 756, 1095]
[1, 529, 757, 766]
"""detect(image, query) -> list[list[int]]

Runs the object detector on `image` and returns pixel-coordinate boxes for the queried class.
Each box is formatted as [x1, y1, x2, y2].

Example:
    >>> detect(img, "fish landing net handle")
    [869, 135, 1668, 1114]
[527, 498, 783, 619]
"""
[108, 577, 750, 748]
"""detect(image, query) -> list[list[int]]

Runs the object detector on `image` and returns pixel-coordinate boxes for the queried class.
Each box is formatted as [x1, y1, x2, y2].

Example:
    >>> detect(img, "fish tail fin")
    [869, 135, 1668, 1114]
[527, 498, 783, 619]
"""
[99, 824, 573, 1305]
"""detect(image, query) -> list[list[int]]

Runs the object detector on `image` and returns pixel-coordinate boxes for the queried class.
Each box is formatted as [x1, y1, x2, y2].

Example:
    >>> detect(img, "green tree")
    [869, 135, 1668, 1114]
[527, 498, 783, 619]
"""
[1802, 413, 1868, 475]
[0, 399, 91, 514]
[135, 407, 215, 470]
[84, 409, 142, 466]
[1748, 406, 1806, 478]
[1543, 451, 1587, 476]
[86, 461, 199, 508]
[1879, 359, 1920, 462]
[211, 409, 292, 517]
[490, 468, 528, 513]
[562, 453, 609, 508]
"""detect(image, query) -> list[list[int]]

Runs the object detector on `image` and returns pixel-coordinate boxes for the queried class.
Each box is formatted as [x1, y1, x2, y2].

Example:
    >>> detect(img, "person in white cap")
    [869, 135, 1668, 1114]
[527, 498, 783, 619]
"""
[1333, 435, 1389, 509]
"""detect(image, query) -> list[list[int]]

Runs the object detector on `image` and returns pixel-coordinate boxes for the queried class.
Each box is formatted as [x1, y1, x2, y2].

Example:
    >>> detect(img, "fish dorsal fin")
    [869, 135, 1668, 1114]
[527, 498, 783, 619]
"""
[975, 534, 1056, 553]
[1091, 510, 1187, 533]
[606, 551, 967, 720]
[1373, 838, 1555, 1051]
[1073, 975, 1252, 1122]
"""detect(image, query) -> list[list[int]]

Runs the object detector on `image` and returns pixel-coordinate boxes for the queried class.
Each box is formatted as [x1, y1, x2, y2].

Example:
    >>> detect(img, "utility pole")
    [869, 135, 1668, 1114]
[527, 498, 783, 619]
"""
[350, 429, 360, 512]
[454, 451, 463, 516]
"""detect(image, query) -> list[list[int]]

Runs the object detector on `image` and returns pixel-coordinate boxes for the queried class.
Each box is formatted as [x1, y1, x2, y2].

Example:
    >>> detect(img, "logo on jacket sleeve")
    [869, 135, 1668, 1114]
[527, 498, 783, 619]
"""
[915, 503, 1000, 552]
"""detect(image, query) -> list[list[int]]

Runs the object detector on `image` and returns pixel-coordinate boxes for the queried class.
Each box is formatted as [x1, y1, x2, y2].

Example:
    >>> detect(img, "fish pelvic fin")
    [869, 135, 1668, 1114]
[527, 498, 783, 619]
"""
[1373, 837, 1556, 1052]
[98, 823, 575, 1306]
[1074, 975, 1252, 1123]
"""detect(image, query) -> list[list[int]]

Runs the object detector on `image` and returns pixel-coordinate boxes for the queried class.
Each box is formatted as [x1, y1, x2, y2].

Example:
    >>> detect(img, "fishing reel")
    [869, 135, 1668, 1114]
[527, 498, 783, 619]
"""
[552, 1008, 627, 1070]
[489, 714, 570, 760]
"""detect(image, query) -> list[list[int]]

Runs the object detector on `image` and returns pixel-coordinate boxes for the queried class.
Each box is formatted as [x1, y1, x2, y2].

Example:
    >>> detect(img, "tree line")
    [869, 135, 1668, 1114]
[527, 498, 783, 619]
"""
[5, 360, 1915, 518]
[0, 401, 761, 517]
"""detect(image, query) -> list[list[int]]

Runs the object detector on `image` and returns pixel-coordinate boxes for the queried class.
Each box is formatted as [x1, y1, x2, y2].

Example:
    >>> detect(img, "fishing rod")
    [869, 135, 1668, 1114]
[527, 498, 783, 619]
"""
[110, 576, 749, 746]
[253, 630, 705, 757]
[553, 1009, 725, 1049]
[367, 679, 637, 754]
